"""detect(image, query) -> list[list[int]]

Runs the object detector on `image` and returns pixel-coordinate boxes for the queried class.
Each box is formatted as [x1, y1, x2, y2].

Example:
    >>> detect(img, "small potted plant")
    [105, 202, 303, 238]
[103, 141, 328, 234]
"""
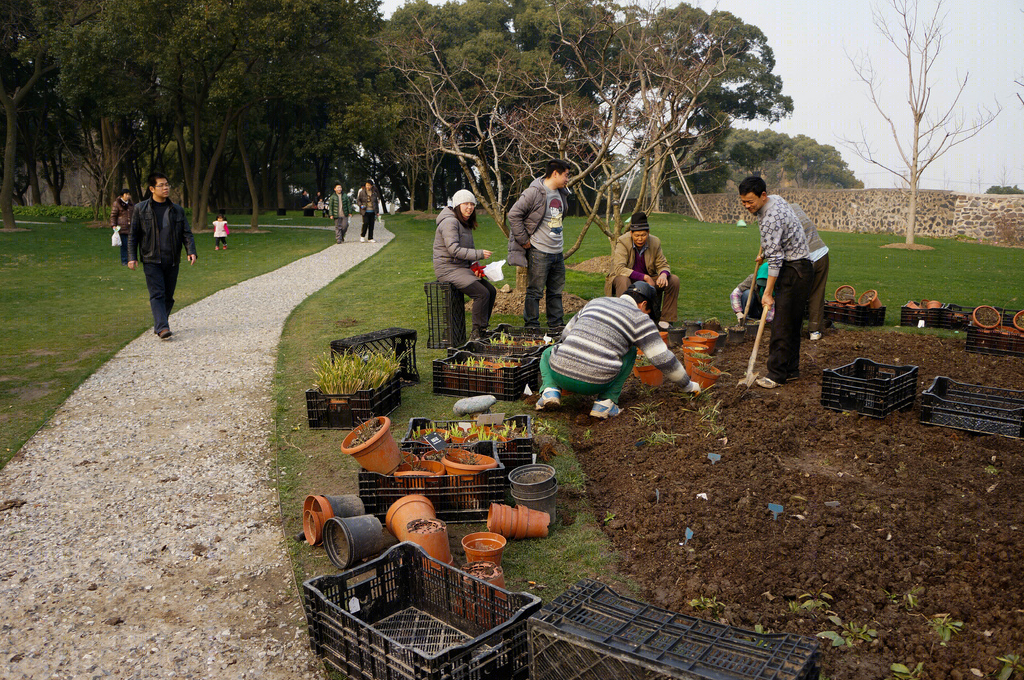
[632, 353, 663, 386]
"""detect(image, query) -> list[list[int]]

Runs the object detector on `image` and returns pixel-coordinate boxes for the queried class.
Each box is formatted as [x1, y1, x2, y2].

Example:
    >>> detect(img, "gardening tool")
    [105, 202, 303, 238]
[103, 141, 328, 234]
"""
[739, 261, 759, 323]
[738, 310, 769, 388]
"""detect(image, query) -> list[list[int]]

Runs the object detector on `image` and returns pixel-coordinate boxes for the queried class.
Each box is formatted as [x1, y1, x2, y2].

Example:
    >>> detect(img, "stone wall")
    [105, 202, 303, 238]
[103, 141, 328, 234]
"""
[664, 189, 1024, 243]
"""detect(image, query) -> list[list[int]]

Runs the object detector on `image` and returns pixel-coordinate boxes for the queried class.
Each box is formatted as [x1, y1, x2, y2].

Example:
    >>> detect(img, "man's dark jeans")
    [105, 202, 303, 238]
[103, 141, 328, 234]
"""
[766, 259, 813, 384]
[524, 248, 565, 328]
[142, 261, 180, 333]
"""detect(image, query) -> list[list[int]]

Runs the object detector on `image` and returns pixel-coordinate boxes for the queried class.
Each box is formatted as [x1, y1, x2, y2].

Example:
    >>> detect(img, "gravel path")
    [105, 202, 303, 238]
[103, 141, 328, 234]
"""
[0, 229, 393, 679]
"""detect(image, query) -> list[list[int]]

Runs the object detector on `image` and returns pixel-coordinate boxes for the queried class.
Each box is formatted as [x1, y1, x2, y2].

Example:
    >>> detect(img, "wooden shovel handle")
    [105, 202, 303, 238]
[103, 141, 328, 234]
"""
[741, 261, 759, 320]
[745, 310, 770, 378]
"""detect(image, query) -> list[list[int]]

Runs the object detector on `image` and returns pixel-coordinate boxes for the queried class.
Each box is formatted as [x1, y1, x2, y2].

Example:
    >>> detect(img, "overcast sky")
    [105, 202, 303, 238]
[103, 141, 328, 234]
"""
[378, 0, 1024, 192]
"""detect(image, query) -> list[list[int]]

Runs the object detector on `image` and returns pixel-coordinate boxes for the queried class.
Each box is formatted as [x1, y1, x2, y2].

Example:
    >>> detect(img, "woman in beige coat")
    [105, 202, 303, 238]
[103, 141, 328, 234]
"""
[433, 190, 495, 340]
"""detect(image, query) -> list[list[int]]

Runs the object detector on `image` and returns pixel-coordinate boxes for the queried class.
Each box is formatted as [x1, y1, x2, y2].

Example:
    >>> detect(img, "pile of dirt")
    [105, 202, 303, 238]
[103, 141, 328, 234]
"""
[554, 328, 1024, 679]
[568, 255, 612, 274]
[480, 288, 588, 317]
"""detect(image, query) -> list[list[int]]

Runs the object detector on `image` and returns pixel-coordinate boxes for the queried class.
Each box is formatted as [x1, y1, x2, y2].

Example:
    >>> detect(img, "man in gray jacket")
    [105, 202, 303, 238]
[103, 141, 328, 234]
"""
[507, 159, 571, 328]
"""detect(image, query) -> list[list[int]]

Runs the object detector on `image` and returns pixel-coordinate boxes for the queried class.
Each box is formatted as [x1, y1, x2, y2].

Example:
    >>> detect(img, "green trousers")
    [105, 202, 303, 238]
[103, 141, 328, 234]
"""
[539, 345, 637, 403]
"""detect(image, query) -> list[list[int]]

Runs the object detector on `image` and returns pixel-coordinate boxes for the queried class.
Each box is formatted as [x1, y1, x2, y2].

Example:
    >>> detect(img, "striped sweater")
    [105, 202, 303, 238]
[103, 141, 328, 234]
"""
[550, 296, 690, 385]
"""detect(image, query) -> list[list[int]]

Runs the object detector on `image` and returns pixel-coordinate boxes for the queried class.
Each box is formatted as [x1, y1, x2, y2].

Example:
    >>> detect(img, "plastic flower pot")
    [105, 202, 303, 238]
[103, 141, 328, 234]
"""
[511, 482, 558, 528]
[323, 514, 387, 569]
[834, 284, 856, 305]
[972, 305, 1002, 329]
[394, 460, 446, 477]
[684, 336, 716, 354]
[857, 289, 882, 309]
[1014, 310, 1024, 333]
[924, 299, 943, 309]
[462, 561, 505, 589]
[632, 363, 664, 386]
[683, 320, 702, 336]
[690, 363, 722, 389]
[461, 532, 507, 565]
[405, 518, 454, 564]
[666, 327, 686, 347]
[486, 503, 549, 539]
[508, 464, 557, 494]
[303, 494, 364, 546]
[341, 416, 402, 475]
[441, 448, 499, 477]
[385, 494, 436, 540]
[905, 300, 921, 310]
[659, 331, 669, 345]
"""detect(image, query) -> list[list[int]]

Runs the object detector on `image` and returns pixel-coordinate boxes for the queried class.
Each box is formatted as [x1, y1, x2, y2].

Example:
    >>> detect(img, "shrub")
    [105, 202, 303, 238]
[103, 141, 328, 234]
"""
[13, 205, 95, 221]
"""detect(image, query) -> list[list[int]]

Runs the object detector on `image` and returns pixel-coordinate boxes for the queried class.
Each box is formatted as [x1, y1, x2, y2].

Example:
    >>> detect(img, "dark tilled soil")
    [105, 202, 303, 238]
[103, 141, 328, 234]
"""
[560, 327, 1024, 680]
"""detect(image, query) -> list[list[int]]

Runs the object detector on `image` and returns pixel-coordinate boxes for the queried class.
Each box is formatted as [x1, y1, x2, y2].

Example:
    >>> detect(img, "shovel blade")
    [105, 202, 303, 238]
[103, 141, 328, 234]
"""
[738, 371, 758, 387]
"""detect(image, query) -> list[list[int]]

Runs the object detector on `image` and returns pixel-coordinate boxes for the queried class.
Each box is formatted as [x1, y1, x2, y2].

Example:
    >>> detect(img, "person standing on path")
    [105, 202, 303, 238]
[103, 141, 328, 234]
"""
[127, 172, 197, 340]
[110, 189, 134, 266]
[738, 176, 812, 388]
[433, 189, 496, 341]
[356, 180, 382, 243]
[507, 159, 571, 329]
[328, 183, 353, 243]
[605, 211, 680, 329]
[212, 214, 228, 250]
[790, 203, 830, 340]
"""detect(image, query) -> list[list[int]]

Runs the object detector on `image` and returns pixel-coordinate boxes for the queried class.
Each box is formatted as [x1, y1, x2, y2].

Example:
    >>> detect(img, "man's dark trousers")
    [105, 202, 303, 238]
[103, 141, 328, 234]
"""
[766, 259, 813, 384]
[524, 248, 565, 328]
[143, 261, 180, 333]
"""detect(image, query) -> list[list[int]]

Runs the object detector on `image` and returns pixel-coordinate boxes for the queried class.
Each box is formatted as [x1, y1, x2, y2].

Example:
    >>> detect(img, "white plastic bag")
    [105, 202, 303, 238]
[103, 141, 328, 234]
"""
[378, 217, 385, 230]
[111, 231, 122, 247]
[483, 259, 506, 282]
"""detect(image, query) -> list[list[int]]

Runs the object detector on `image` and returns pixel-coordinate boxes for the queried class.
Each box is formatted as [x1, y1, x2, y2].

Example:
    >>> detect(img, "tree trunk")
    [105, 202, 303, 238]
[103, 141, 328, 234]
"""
[1, 103, 18, 229]
[173, 122, 192, 208]
[237, 117, 260, 229]
[276, 137, 287, 209]
[194, 109, 237, 231]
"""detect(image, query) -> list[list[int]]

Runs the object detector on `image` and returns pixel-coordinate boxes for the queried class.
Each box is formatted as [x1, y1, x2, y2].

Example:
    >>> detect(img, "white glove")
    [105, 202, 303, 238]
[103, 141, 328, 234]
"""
[682, 380, 701, 394]
[736, 312, 745, 323]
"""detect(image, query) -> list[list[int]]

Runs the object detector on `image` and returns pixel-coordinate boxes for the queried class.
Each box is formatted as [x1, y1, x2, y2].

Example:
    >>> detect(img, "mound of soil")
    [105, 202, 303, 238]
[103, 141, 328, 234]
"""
[568, 255, 612, 274]
[562, 328, 1024, 679]
[481, 288, 588, 317]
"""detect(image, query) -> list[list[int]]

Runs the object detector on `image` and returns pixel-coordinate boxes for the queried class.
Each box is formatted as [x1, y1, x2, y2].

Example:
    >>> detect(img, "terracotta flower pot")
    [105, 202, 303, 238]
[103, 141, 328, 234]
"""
[690, 363, 722, 389]
[684, 335, 716, 354]
[486, 503, 549, 539]
[972, 305, 1002, 329]
[405, 518, 454, 564]
[394, 460, 446, 477]
[659, 331, 669, 345]
[835, 284, 856, 305]
[462, 531, 507, 565]
[632, 363, 664, 386]
[385, 494, 436, 540]
[905, 300, 921, 309]
[303, 494, 360, 546]
[857, 289, 882, 309]
[462, 561, 505, 589]
[924, 299, 943, 309]
[441, 448, 498, 477]
[341, 416, 402, 475]
[1014, 310, 1024, 333]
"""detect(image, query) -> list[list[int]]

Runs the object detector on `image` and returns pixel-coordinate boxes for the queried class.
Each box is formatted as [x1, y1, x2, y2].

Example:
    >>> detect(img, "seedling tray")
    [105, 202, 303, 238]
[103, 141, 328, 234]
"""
[820, 358, 918, 418]
[965, 326, 1024, 357]
[359, 441, 506, 523]
[529, 579, 820, 680]
[824, 301, 885, 327]
[485, 323, 562, 340]
[331, 327, 419, 385]
[305, 373, 402, 429]
[433, 351, 540, 400]
[401, 415, 534, 472]
[303, 542, 542, 680]
[920, 377, 1024, 439]
[449, 339, 549, 359]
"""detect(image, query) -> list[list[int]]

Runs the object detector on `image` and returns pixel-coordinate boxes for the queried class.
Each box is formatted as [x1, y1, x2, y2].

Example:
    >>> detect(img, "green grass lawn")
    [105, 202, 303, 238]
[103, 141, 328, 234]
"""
[0, 221, 335, 467]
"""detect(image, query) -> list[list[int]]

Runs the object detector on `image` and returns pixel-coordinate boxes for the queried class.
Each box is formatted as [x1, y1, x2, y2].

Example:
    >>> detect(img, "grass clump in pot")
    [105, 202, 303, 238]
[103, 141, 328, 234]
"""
[311, 350, 402, 395]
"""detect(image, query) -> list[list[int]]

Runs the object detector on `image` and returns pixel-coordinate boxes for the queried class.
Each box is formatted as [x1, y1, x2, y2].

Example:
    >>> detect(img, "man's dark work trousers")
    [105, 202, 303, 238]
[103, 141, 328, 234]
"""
[143, 261, 180, 334]
[766, 259, 813, 384]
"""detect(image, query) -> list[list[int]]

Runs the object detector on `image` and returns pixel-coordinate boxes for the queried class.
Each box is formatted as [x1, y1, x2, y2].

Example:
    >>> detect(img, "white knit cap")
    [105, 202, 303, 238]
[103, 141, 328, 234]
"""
[451, 189, 477, 207]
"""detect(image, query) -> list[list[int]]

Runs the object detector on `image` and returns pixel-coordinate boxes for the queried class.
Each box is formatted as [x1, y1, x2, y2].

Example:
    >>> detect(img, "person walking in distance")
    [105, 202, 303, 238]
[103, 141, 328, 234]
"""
[127, 173, 197, 340]
[507, 159, 571, 329]
[328, 184, 353, 243]
[356, 180, 382, 243]
[110, 189, 134, 266]
[212, 214, 228, 250]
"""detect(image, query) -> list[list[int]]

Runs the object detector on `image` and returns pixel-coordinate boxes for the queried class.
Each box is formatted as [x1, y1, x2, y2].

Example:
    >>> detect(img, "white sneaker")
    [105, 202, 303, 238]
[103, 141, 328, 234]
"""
[360, 237, 365, 243]
[809, 331, 821, 341]
[368, 239, 375, 243]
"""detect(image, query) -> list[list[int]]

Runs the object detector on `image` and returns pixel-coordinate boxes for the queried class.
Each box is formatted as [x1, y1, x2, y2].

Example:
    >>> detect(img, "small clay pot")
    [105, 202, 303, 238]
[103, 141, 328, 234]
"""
[972, 305, 1002, 329]
[834, 285, 856, 305]
[857, 289, 882, 309]
[1014, 310, 1024, 333]
[441, 449, 499, 477]
[924, 299, 943, 309]
[690, 363, 722, 389]
[341, 416, 402, 475]
[632, 363, 664, 386]
[487, 503, 549, 539]
[405, 518, 454, 564]
[462, 532, 507, 565]
[385, 494, 436, 540]
[394, 460, 446, 477]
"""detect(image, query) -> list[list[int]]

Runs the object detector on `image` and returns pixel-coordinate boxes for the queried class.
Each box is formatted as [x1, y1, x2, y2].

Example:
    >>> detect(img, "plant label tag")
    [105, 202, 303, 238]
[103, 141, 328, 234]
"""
[824, 501, 840, 508]
[476, 413, 505, 426]
[423, 432, 447, 450]
[917, 320, 925, 328]
[768, 503, 784, 521]
[348, 597, 361, 613]
[684, 527, 694, 544]
[707, 453, 721, 464]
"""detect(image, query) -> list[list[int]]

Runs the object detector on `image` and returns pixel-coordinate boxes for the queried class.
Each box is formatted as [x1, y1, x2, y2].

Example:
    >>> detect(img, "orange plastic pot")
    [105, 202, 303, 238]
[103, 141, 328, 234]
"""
[486, 503, 549, 539]
[303, 495, 336, 546]
[857, 289, 882, 309]
[394, 460, 446, 477]
[690, 363, 722, 389]
[684, 336, 716, 354]
[632, 364, 664, 386]
[659, 331, 669, 345]
[385, 494, 436, 540]
[834, 284, 856, 304]
[924, 299, 943, 309]
[441, 448, 499, 477]
[462, 532, 507, 565]
[1014, 310, 1024, 333]
[341, 416, 402, 475]
[972, 305, 1002, 329]
[462, 561, 505, 589]
[405, 518, 454, 564]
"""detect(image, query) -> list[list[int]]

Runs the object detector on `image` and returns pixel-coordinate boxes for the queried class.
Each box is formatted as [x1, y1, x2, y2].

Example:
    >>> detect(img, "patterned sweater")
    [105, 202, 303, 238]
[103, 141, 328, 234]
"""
[550, 296, 689, 385]
[754, 195, 810, 278]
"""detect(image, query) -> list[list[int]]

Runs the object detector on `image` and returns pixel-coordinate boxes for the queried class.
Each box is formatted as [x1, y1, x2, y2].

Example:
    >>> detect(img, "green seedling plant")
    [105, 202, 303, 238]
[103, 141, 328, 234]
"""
[985, 464, 1000, 475]
[817, 615, 878, 647]
[698, 400, 725, 439]
[888, 662, 925, 679]
[630, 405, 658, 428]
[689, 595, 725, 619]
[926, 613, 963, 645]
[788, 590, 834, 613]
[603, 511, 616, 525]
[883, 585, 922, 610]
[996, 652, 1024, 680]
[644, 431, 682, 446]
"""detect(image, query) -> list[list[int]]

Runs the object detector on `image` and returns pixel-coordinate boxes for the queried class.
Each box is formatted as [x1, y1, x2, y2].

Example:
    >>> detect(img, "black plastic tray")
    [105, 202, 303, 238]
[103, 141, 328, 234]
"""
[920, 376, 1024, 439]
[432, 351, 540, 401]
[305, 373, 401, 429]
[331, 327, 419, 385]
[820, 358, 917, 418]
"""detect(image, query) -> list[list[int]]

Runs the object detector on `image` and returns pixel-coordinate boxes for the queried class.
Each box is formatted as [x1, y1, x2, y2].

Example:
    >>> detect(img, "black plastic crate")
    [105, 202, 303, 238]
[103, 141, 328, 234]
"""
[401, 415, 534, 472]
[920, 377, 1024, 439]
[433, 351, 540, 401]
[303, 542, 542, 680]
[425, 282, 466, 349]
[305, 373, 402, 429]
[820, 358, 918, 418]
[824, 301, 886, 327]
[449, 339, 549, 359]
[358, 441, 506, 523]
[899, 305, 945, 329]
[529, 579, 820, 680]
[485, 323, 563, 340]
[940, 303, 972, 331]
[331, 328, 419, 385]
[966, 326, 1024, 357]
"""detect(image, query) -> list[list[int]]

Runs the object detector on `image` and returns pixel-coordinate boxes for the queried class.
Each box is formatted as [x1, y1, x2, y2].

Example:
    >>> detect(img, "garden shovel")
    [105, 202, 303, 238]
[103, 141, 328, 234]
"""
[738, 309, 769, 388]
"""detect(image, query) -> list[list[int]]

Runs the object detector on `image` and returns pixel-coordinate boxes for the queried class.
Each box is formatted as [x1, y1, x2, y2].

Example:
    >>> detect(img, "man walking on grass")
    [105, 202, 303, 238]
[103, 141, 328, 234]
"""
[127, 172, 197, 340]
[328, 184, 353, 243]
[737, 176, 811, 388]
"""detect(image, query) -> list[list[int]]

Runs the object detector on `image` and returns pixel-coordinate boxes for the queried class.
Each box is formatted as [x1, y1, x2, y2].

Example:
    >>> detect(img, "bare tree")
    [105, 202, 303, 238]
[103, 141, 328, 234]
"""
[843, 0, 999, 245]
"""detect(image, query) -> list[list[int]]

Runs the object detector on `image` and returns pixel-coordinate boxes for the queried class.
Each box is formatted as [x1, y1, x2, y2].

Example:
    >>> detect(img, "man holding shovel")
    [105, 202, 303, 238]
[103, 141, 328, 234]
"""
[737, 177, 812, 389]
